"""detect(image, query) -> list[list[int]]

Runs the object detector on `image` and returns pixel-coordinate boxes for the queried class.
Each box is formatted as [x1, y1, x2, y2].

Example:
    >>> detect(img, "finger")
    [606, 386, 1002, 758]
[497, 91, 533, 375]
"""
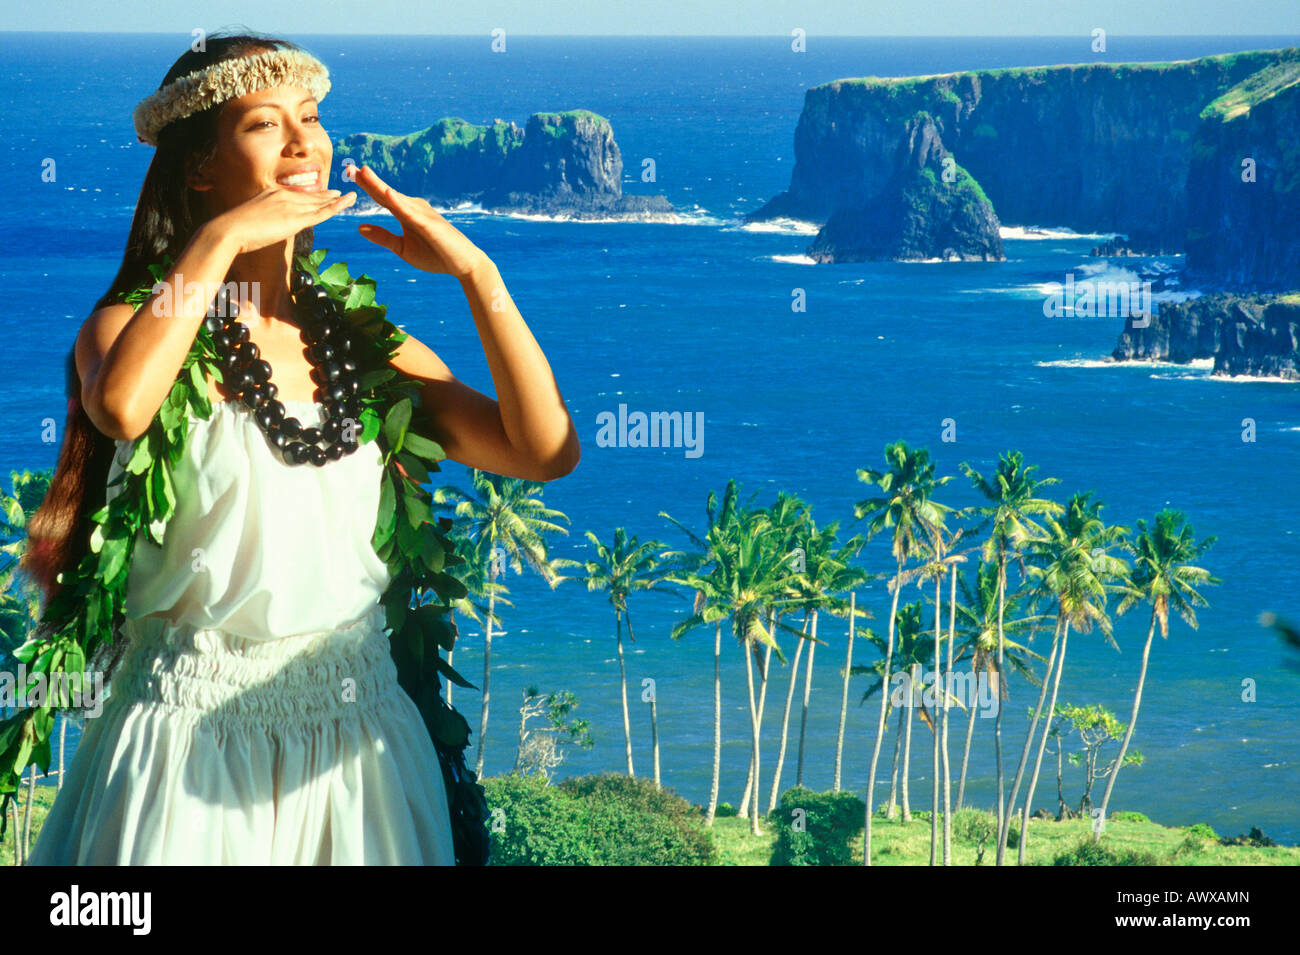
[354, 165, 419, 226]
[303, 191, 356, 226]
[357, 222, 402, 253]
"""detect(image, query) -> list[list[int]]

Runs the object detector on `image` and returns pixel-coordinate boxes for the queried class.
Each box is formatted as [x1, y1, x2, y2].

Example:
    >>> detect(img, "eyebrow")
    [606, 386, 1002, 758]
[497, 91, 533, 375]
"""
[240, 96, 318, 115]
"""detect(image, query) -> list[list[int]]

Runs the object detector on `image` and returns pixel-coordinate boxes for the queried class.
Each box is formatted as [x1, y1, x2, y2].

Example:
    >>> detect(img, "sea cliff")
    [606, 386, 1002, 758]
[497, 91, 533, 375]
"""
[751, 47, 1299, 283]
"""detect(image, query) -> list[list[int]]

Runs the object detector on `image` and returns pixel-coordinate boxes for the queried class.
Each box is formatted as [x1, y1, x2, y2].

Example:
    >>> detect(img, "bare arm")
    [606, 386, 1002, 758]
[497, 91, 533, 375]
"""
[388, 256, 580, 481]
[77, 224, 239, 442]
[77, 186, 356, 442]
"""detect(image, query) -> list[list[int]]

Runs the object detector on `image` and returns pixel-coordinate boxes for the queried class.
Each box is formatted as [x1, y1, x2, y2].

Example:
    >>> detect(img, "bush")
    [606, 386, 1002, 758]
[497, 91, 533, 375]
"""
[1109, 811, 1151, 824]
[1053, 838, 1161, 866]
[483, 771, 717, 865]
[714, 802, 737, 817]
[953, 808, 997, 844]
[482, 771, 598, 865]
[769, 786, 867, 866]
[1219, 826, 1276, 847]
[1184, 823, 1218, 842]
[557, 773, 717, 866]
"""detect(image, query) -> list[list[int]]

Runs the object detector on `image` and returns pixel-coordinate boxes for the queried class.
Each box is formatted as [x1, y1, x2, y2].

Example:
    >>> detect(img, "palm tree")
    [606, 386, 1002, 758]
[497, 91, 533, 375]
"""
[1095, 510, 1219, 836]
[854, 601, 927, 822]
[442, 532, 511, 710]
[580, 527, 676, 777]
[1009, 491, 1131, 864]
[951, 559, 1046, 811]
[433, 469, 574, 778]
[960, 451, 1061, 865]
[738, 492, 809, 819]
[854, 441, 954, 865]
[775, 514, 869, 805]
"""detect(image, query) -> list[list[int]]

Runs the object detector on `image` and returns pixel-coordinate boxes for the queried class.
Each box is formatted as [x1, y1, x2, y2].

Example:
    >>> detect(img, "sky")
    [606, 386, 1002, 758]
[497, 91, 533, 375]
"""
[4, 0, 1298, 36]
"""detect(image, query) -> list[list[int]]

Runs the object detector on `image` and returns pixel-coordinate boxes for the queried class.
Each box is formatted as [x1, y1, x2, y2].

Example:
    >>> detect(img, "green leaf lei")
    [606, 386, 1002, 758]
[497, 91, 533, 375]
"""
[0, 250, 491, 863]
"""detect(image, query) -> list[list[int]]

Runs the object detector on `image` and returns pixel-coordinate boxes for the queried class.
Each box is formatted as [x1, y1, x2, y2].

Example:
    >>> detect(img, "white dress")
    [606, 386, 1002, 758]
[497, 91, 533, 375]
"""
[26, 398, 457, 865]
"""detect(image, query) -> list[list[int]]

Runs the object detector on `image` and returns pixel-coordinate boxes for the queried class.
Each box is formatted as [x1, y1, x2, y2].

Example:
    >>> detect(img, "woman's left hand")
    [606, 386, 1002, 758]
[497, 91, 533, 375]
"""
[351, 164, 488, 279]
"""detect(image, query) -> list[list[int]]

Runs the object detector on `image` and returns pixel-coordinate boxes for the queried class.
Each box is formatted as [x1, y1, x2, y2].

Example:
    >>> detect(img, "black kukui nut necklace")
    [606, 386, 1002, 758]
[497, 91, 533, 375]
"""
[203, 269, 364, 466]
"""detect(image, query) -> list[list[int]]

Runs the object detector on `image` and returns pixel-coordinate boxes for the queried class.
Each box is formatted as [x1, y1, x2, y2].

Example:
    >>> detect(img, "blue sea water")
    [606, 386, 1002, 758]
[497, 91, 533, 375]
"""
[3, 32, 1299, 844]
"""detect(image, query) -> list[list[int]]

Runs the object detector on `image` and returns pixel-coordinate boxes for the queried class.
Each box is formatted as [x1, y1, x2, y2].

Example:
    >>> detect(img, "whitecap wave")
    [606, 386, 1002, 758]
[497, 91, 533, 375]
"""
[1000, 225, 1115, 240]
[771, 253, 818, 265]
[740, 216, 821, 235]
[1037, 357, 1215, 370]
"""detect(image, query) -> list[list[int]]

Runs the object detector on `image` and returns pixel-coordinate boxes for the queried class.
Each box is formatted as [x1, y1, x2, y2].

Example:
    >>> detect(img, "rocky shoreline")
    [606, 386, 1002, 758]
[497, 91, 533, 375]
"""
[1113, 293, 1300, 380]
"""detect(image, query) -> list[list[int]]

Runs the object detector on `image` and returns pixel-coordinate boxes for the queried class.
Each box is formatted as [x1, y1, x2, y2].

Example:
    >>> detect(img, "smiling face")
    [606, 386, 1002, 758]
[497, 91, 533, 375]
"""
[187, 80, 332, 216]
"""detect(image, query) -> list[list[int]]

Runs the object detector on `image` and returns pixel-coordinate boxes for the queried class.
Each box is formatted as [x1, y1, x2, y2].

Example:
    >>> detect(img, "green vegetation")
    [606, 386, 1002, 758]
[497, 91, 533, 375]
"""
[1201, 59, 1300, 121]
[769, 786, 866, 865]
[482, 771, 717, 865]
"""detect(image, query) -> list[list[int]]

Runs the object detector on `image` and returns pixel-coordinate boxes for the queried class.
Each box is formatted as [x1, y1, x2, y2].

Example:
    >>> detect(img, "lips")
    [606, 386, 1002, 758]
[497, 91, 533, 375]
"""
[275, 166, 322, 191]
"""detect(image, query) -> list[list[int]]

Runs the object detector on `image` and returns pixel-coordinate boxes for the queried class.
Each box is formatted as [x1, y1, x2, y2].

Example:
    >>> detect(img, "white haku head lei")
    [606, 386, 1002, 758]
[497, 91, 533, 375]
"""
[132, 46, 331, 146]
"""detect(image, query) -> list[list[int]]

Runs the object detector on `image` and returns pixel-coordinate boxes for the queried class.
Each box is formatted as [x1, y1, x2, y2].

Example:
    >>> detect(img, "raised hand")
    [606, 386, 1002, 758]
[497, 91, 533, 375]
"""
[215, 184, 357, 256]
[351, 165, 487, 279]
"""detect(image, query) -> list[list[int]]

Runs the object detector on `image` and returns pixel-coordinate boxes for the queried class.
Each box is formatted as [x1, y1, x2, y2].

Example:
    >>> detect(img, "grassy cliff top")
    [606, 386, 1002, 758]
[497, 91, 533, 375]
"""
[344, 110, 609, 147]
[813, 46, 1299, 94]
[1201, 58, 1300, 120]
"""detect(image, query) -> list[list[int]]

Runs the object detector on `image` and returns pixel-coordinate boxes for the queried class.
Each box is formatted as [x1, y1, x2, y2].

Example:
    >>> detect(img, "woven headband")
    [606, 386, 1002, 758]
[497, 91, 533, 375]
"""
[132, 46, 330, 146]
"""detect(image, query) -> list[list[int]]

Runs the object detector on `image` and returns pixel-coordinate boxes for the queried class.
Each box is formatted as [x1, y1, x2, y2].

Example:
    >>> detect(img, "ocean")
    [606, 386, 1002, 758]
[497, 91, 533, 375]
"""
[3, 32, 1298, 843]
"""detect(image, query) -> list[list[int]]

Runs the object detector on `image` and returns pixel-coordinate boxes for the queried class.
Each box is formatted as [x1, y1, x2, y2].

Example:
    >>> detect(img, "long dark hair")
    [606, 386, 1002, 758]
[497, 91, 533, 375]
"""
[22, 31, 317, 640]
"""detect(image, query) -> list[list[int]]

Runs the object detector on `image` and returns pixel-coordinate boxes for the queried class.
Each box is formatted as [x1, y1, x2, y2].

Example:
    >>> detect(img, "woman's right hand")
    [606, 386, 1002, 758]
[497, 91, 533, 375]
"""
[209, 185, 357, 255]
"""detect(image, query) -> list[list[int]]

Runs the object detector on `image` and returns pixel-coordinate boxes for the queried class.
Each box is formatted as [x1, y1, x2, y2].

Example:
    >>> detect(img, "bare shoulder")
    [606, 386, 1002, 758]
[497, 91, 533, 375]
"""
[385, 326, 456, 384]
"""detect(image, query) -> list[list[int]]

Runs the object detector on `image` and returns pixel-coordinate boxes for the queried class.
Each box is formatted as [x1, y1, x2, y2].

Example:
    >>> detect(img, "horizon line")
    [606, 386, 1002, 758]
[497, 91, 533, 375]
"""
[2, 31, 1299, 39]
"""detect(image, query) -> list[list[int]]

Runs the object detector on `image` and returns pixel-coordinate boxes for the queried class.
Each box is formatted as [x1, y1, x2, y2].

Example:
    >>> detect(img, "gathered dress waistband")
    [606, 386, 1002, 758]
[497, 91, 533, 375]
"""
[106, 605, 402, 732]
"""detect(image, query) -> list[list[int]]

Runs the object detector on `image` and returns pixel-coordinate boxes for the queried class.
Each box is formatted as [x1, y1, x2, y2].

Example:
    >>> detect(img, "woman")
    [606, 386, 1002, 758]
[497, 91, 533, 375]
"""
[22, 31, 579, 864]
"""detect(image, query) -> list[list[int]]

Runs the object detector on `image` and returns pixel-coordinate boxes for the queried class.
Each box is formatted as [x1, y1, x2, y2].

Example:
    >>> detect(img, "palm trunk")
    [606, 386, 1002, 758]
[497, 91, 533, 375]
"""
[942, 563, 956, 866]
[650, 694, 661, 788]
[740, 635, 774, 819]
[476, 584, 496, 779]
[9, 793, 19, 866]
[956, 664, 979, 811]
[887, 704, 902, 819]
[931, 574, 941, 866]
[616, 612, 634, 776]
[58, 713, 67, 790]
[796, 605, 819, 787]
[768, 612, 810, 813]
[993, 555, 1007, 863]
[864, 557, 905, 865]
[901, 663, 916, 822]
[705, 620, 722, 826]
[1096, 608, 1158, 838]
[742, 633, 763, 836]
[833, 593, 854, 791]
[998, 614, 1063, 865]
[1019, 620, 1072, 865]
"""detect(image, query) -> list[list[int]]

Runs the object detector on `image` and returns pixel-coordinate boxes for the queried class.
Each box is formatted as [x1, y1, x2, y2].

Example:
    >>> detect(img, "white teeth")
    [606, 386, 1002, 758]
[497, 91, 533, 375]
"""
[278, 172, 317, 186]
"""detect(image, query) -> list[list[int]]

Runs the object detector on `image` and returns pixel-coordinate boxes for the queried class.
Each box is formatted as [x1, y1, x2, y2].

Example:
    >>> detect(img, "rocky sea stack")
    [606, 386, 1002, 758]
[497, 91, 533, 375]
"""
[806, 112, 1003, 262]
[331, 110, 673, 220]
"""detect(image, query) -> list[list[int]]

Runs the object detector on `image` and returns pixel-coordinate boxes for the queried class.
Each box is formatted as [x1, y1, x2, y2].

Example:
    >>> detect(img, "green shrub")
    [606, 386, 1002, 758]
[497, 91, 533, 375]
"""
[769, 786, 867, 866]
[714, 802, 737, 817]
[483, 771, 597, 865]
[484, 771, 718, 865]
[1219, 826, 1276, 847]
[952, 808, 997, 844]
[1053, 838, 1161, 866]
[557, 772, 717, 866]
[1184, 823, 1218, 842]
[1109, 811, 1151, 824]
